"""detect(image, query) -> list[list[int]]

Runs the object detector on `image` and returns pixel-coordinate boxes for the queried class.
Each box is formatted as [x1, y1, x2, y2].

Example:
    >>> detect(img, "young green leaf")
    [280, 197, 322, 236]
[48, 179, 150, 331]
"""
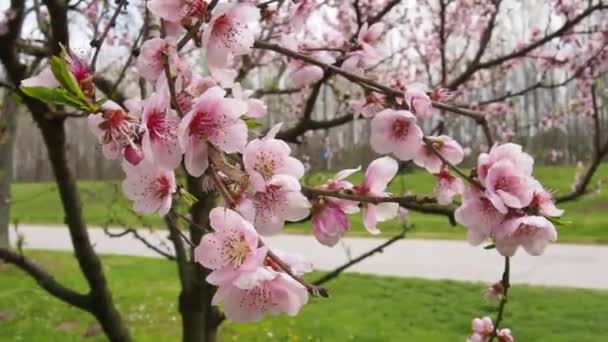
[50, 55, 86, 101]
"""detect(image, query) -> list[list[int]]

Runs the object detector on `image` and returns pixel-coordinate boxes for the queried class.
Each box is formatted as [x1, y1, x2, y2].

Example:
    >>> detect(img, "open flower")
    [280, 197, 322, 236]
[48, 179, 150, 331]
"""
[252, 175, 311, 235]
[529, 180, 563, 217]
[141, 93, 182, 170]
[202, 3, 260, 86]
[455, 188, 506, 246]
[122, 160, 176, 216]
[194, 207, 268, 285]
[354, 157, 399, 234]
[137, 37, 179, 83]
[434, 168, 464, 205]
[88, 101, 140, 162]
[414, 135, 464, 173]
[148, 0, 206, 24]
[212, 266, 308, 322]
[178, 86, 248, 176]
[243, 123, 304, 191]
[290, 0, 314, 30]
[484, 160, 534, 213]
[370, 109, 423, 161]
[477, 143, 534, 186]
[404, 83, 432, 118]
[468, 316, 494, 342]
[494, 215, 557, 256]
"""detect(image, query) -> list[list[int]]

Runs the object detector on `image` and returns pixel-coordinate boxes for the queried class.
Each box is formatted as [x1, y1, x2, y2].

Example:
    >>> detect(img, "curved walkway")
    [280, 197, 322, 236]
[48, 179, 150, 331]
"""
[9, 225, 608, 290]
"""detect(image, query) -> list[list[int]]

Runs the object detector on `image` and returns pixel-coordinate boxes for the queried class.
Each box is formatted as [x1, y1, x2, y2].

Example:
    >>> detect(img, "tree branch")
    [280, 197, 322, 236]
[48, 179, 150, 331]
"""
[313, 230, 406, 285]
[0, 247, 91, 311]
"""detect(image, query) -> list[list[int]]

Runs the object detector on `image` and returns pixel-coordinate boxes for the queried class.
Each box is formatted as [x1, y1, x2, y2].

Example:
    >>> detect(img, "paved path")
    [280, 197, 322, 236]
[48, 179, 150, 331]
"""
[9, 225, 608, 290]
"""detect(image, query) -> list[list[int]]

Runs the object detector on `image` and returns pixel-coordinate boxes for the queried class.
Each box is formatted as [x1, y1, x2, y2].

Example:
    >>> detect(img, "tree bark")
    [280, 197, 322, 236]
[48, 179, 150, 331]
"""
[178, 175, 223, 342]
[0, 91, 17, 248]
[37, 118, 132, 342]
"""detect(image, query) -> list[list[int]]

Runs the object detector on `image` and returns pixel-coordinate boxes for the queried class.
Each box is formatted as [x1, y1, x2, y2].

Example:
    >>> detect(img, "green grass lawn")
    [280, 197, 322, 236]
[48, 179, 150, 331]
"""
[1, 251, 607, 341]
[9, 164, 608, 243]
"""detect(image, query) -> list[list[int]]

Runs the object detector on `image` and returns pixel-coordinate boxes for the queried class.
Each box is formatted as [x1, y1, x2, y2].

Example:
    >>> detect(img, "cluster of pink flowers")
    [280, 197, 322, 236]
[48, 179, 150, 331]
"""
[456, 143, 562, 256]
[195, 207, 308, 322]
[468, 317, 514, 342]
[16, 0, 569, 335]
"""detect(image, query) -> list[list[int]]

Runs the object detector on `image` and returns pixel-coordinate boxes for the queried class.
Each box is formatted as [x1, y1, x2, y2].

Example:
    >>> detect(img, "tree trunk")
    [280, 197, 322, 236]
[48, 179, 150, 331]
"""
[0, 91, 17, 248]
[179, 175, 223, 342]
[37, 118, 132, 342]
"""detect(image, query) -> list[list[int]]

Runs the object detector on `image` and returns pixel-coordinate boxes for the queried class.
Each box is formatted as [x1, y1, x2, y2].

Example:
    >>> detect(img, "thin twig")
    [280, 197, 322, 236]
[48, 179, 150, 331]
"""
[89, 0, 128, 72]
[490, 256, 510, 341]
[313, 229, 406, 285]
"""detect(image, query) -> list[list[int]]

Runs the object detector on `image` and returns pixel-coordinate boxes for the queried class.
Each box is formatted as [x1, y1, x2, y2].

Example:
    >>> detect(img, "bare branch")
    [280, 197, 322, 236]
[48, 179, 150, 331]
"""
[0, 247, 91, 311]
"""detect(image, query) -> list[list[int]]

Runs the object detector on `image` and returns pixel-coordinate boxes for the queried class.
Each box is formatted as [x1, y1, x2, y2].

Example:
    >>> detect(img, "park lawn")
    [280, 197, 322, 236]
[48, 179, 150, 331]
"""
[1, 251, 607, 341]
[9, 164, 608, 243]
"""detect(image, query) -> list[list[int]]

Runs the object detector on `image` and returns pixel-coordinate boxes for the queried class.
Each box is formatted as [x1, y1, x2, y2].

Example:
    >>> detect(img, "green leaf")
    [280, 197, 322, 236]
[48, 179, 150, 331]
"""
[546, 216, 571, 227]
[50, 55, 86, 101]
[20, 86, 89, 110]
[245, 118, 263, 129]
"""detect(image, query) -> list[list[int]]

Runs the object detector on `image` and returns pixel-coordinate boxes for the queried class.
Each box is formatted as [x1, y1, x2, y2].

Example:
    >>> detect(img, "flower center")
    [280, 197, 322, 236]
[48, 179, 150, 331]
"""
[151, 175, 172, 199]
[391, 118, 410, 139]
[189, 111, 221, 139]
[222, 233, 251, 268]
[254, 151, 278, 180]
[147, 110, 176, 142]
[254, 185, 286, 217]
[213, 15, 244, 49]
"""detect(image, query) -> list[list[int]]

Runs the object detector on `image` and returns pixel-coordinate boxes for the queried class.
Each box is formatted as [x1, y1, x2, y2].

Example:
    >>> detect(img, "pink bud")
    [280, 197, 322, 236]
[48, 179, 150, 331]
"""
[124, 145, 144, 165]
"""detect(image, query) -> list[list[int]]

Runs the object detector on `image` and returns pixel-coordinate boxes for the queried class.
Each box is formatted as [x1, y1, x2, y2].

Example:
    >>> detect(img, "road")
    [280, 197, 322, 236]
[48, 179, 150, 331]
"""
[9, 225, 608, 290]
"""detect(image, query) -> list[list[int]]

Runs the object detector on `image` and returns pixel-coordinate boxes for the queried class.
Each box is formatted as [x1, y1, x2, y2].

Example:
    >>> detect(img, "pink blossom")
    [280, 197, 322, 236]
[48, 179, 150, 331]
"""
[285, 43, 335, 88]
[88, 101, 140, 162]
[434, 169, 464, 205]
[477, 143, 533, 186]
[354, 157, 399, 234]
[148, 0, 206, 24]
[0, 9, 16, 35]
[414, 135, 464, 173]
[141, 93, 182, 170]
[485, 281, 505, 301]
[497, 329, 514, 342]
[529, 180, 563, 217]
[212, 266, 308, 322]
[351, 93, 384, 118]
[468, 316, 494, 342]
[312, 200, 350, 246]
[370, 109, 423, 161]
[455, 188, 506, 246]
[405, 83, 432, 118]
[194, 207, 268, 285]
[252, 175, 311, 235]
[494, 215, 557, 257]
[357, 22, 384, 49]
[243, 123, 304, 191]
[291, 0, 314, 30]
[202, 3, 260, 86]
[178, 86, 248, 176]
[21, 66, 60, 88]
[484, 160, 534, 214]
[137, 37, 178, 83]
[21, 53, 93, 97]
[232, 83, 267, 118]
[122, 160, 176, 216]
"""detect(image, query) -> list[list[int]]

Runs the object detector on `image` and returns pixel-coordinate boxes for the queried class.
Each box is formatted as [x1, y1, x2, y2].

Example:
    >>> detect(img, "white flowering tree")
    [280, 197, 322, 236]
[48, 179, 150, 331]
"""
[0, 0, 607, 341]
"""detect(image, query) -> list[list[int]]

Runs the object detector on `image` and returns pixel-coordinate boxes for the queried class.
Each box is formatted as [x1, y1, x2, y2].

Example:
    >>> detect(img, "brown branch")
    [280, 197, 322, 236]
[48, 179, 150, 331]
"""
[368, 0, 401, 25]
[0, 247, 91, 311]
[313, 230, 406, 285]
[557, 84, 608, 203]
[102, 226, 176, 261]
[490, 256, 510, 341]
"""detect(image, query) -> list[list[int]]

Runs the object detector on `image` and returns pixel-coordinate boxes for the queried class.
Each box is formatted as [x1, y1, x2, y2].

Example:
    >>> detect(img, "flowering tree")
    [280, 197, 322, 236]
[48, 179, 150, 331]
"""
[0, 0, 607, 341]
